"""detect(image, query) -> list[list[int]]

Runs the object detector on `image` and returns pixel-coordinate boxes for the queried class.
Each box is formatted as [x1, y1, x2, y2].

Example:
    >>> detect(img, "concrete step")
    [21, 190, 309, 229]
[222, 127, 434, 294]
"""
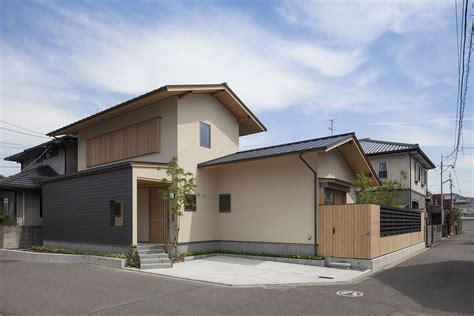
[137, 249, 166, 255]
[137, 244, 166, 250]
[140, 258, 171, 264]
[141, 262, 172, 270]
[328, 262, 352, 269]
[139, 253, 170, 260]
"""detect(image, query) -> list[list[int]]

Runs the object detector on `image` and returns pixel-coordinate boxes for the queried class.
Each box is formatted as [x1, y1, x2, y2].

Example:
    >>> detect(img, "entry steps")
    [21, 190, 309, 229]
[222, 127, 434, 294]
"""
[137, 244, 172, 269]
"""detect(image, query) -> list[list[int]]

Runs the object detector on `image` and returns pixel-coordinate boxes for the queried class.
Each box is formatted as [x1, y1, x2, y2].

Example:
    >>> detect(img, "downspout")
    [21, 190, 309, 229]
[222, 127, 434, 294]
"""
[299, 153, 318, 256]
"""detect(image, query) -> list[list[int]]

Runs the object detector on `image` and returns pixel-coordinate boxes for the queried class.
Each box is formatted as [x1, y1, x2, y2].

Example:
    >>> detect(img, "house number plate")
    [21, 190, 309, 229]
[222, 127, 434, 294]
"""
[336, 290, 364, 297]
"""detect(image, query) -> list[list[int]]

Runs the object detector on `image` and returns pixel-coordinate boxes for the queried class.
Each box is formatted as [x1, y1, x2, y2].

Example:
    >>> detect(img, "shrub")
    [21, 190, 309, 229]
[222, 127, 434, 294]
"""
[126, 247, 140, 268]
[0, 210, 16, 226]
[181, 249, 324, 261]
[29, 245, 126, 258]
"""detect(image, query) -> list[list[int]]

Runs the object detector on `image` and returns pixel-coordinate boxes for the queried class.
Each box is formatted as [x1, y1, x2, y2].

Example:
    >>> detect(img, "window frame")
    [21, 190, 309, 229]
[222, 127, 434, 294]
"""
[219, 194, 231, 213]
[199, 122, 211, 149]
[110, 200, 124, 227]
[184, 194, 197, 212]
[415, 163, 421, 183]
[378, 161, 388, 179]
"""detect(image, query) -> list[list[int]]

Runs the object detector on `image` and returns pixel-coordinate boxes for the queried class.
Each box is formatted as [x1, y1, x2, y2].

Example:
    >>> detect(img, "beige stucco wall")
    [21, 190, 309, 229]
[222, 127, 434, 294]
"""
[367, 153, 427, 196]
[317, 150, 355, 183]
[77, 96, 178, 171]
[215, 154, 317, 244]
[176, 94, 240, 243]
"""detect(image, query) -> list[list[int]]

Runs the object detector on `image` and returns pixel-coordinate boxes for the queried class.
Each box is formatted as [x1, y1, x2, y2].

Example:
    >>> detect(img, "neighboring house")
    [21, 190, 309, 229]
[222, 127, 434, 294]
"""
[433, 193, 473, 232]
[0, 136, 77, 226]
[41, 83, 380, 257]
[359, 138, 435, 210]
[460, 198, 474, 231]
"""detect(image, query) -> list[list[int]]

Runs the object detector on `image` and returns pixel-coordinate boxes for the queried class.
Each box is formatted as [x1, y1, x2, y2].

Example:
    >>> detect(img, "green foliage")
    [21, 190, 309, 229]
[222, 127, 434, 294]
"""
[161, 156, 197, 216]
[125, 247, 140, 268]
[0, 210, 16, 226]
[353, 173, 406, 208]
[180, 249, 324, 261]
[29, 245, 126, 258]
[160, 156, 197, 261]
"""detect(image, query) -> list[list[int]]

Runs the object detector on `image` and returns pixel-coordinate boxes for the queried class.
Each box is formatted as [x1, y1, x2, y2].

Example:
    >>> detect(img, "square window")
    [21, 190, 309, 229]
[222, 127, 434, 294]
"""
[184, 195, 196, 212]
[110, 200, 123, 226]
[378, 161, 388, 179]
[219, 194, 231, 213]
[200, 122, 211, 148]
[324, 191, 334, 205]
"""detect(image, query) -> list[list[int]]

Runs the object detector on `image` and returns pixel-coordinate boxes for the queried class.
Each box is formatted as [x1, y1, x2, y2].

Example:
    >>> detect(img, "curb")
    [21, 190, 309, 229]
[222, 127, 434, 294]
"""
[0, 249, 126, 269]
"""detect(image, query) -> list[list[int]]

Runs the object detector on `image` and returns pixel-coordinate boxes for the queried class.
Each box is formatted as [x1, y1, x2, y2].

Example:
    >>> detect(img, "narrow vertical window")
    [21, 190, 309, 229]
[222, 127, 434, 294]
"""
[219, 194, 231, 213]
[200, 122, 211, 148]
[110, 200, 123, 226]
[40, 195, 43, 218]
[184, 195, 197, 212]
[378, 161, 388, 179]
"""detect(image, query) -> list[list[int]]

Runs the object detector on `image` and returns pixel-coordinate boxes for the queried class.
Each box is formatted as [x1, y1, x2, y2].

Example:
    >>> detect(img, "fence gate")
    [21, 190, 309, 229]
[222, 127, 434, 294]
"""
[318, 205, 371, 258]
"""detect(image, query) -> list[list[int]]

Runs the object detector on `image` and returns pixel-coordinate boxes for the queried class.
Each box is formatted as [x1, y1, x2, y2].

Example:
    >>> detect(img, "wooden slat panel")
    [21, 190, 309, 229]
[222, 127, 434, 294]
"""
[317, 205, 333, 257]
[150, 188, 168, 243]
[86, 117, 160, 167]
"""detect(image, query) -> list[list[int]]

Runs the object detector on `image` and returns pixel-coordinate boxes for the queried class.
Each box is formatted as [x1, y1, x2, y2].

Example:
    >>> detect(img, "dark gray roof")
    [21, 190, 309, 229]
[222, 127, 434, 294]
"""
[199, 133, 355, 167]
[4, 135, 77, 162]
[0, 165, 58, 190]
[359, 138, 435, 168]
[359, 138, 418, 155]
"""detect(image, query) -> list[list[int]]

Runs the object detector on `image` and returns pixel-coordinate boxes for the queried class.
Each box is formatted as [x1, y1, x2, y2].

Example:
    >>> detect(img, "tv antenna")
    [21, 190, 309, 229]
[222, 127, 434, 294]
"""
[327, 118, 338, 135]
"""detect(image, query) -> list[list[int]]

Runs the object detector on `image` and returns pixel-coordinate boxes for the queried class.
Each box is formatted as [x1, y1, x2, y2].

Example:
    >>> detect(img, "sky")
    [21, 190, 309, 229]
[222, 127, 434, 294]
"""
[0, 0, 473, 196]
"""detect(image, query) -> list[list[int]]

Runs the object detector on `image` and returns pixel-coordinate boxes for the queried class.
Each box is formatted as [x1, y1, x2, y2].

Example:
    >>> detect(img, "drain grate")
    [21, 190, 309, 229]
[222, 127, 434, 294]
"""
[318, 276, 334, 279]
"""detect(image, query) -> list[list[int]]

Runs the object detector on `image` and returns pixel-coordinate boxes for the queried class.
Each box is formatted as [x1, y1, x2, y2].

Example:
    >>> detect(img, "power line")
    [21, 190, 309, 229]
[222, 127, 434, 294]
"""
[0, 127, 51, 139]
[0, 120, 46, 136]
[0, 166, 20, 168]
[0, 141, 32, 146]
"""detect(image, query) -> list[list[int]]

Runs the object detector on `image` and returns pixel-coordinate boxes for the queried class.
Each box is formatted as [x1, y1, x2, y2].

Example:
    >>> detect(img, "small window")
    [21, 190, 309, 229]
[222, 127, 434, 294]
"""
[378, 161, 388, 179]
[219, 194, 231, 213]
[110, 200, 123, 226]
[200, 122, 211, 148]
[184, 195, 196, 212]
[324, 191, 334, 205]
[1, 197, 8, 211]
[415, 163, 421, 182]
[411, 201, 419, 209]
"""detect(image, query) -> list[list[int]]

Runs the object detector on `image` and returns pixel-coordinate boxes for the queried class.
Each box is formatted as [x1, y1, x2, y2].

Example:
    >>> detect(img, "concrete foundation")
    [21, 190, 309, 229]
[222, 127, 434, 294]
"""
[325, 242, 426, 270]
[178, 240, 314, 256]
[0, 226, 42, 249]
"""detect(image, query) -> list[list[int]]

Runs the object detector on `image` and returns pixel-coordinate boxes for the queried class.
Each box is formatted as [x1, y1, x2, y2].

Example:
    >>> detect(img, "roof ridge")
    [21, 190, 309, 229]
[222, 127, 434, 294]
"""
[234, 132, 355, 155]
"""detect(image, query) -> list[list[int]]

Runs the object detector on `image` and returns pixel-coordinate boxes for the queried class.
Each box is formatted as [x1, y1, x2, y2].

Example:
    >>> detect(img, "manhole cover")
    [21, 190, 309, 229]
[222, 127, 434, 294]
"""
[336, 290, 363, 297]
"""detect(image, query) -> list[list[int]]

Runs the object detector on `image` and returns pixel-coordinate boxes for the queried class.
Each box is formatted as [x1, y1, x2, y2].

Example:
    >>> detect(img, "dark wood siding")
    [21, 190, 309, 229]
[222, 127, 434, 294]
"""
[42, 167, 133, 246]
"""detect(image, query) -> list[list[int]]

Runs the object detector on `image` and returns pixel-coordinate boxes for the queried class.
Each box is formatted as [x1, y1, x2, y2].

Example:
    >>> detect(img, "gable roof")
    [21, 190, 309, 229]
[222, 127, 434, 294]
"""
[359, 138, 435, 169]
[4, 136, 77, 163]
[199, 132, 380, 185]
[47, 83, 266, 137]
[199, 133, 355, 167]
[0, 165, 58, 190]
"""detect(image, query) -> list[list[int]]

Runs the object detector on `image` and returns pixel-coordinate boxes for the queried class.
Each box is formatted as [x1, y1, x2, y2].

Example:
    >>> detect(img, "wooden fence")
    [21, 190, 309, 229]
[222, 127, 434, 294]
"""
[317, 204, 424, 259]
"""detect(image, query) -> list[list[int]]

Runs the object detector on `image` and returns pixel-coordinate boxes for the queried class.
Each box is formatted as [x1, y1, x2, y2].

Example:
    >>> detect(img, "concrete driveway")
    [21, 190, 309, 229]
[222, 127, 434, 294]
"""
[143, 255, 369, 286]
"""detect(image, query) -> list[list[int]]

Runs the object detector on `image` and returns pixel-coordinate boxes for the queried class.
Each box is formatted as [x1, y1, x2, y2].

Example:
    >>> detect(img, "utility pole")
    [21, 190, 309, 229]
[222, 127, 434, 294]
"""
[449, 172, 453, 235]
[440, 154, 444, 225]
[327, 118, 337, 136]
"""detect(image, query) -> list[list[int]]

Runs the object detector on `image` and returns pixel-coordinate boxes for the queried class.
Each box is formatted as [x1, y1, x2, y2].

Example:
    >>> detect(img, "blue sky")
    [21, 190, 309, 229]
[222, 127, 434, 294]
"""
[0, 0, 473, 196]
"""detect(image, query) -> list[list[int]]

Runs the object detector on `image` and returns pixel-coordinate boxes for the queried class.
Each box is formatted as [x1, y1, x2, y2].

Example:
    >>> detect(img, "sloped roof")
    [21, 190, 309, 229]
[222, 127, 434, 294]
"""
[199, 133, 354, 167]
[359, 138, 435, 169]
[5, 135, 77, 163]
[0, 166, 58, 190]
[47, 83, 266, 137]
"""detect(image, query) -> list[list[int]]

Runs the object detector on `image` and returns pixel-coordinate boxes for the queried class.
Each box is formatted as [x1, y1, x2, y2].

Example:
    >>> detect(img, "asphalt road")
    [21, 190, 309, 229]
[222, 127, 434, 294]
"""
[1, 232, 473, 315]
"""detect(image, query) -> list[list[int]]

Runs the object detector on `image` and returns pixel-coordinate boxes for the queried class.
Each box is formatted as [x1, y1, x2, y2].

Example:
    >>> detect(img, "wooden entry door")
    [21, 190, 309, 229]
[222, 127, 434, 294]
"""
[150, 188, 169, 243]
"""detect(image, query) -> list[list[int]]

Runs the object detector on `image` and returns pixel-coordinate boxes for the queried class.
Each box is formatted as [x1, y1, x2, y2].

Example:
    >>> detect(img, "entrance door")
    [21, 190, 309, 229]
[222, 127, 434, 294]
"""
[150, 188, 169, 243]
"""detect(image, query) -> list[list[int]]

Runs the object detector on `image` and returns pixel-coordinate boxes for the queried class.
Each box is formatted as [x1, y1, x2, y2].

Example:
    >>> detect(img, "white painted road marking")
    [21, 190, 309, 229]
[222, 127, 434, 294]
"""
[336, 290, 364, 297]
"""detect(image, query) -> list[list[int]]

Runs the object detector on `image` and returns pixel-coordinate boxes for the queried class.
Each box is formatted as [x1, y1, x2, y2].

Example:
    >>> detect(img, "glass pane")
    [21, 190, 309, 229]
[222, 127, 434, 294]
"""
[200, 122, 210, 148]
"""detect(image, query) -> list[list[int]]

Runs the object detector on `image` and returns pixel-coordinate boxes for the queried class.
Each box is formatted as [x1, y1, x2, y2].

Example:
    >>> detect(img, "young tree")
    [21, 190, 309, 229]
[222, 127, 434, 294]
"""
[161, 156, 197, 261]
[352, 172, 406, 208]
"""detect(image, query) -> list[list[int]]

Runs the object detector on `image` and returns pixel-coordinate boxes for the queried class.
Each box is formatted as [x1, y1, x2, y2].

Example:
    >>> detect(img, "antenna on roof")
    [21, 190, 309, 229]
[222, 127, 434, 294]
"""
[327, 118, 338, 136]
